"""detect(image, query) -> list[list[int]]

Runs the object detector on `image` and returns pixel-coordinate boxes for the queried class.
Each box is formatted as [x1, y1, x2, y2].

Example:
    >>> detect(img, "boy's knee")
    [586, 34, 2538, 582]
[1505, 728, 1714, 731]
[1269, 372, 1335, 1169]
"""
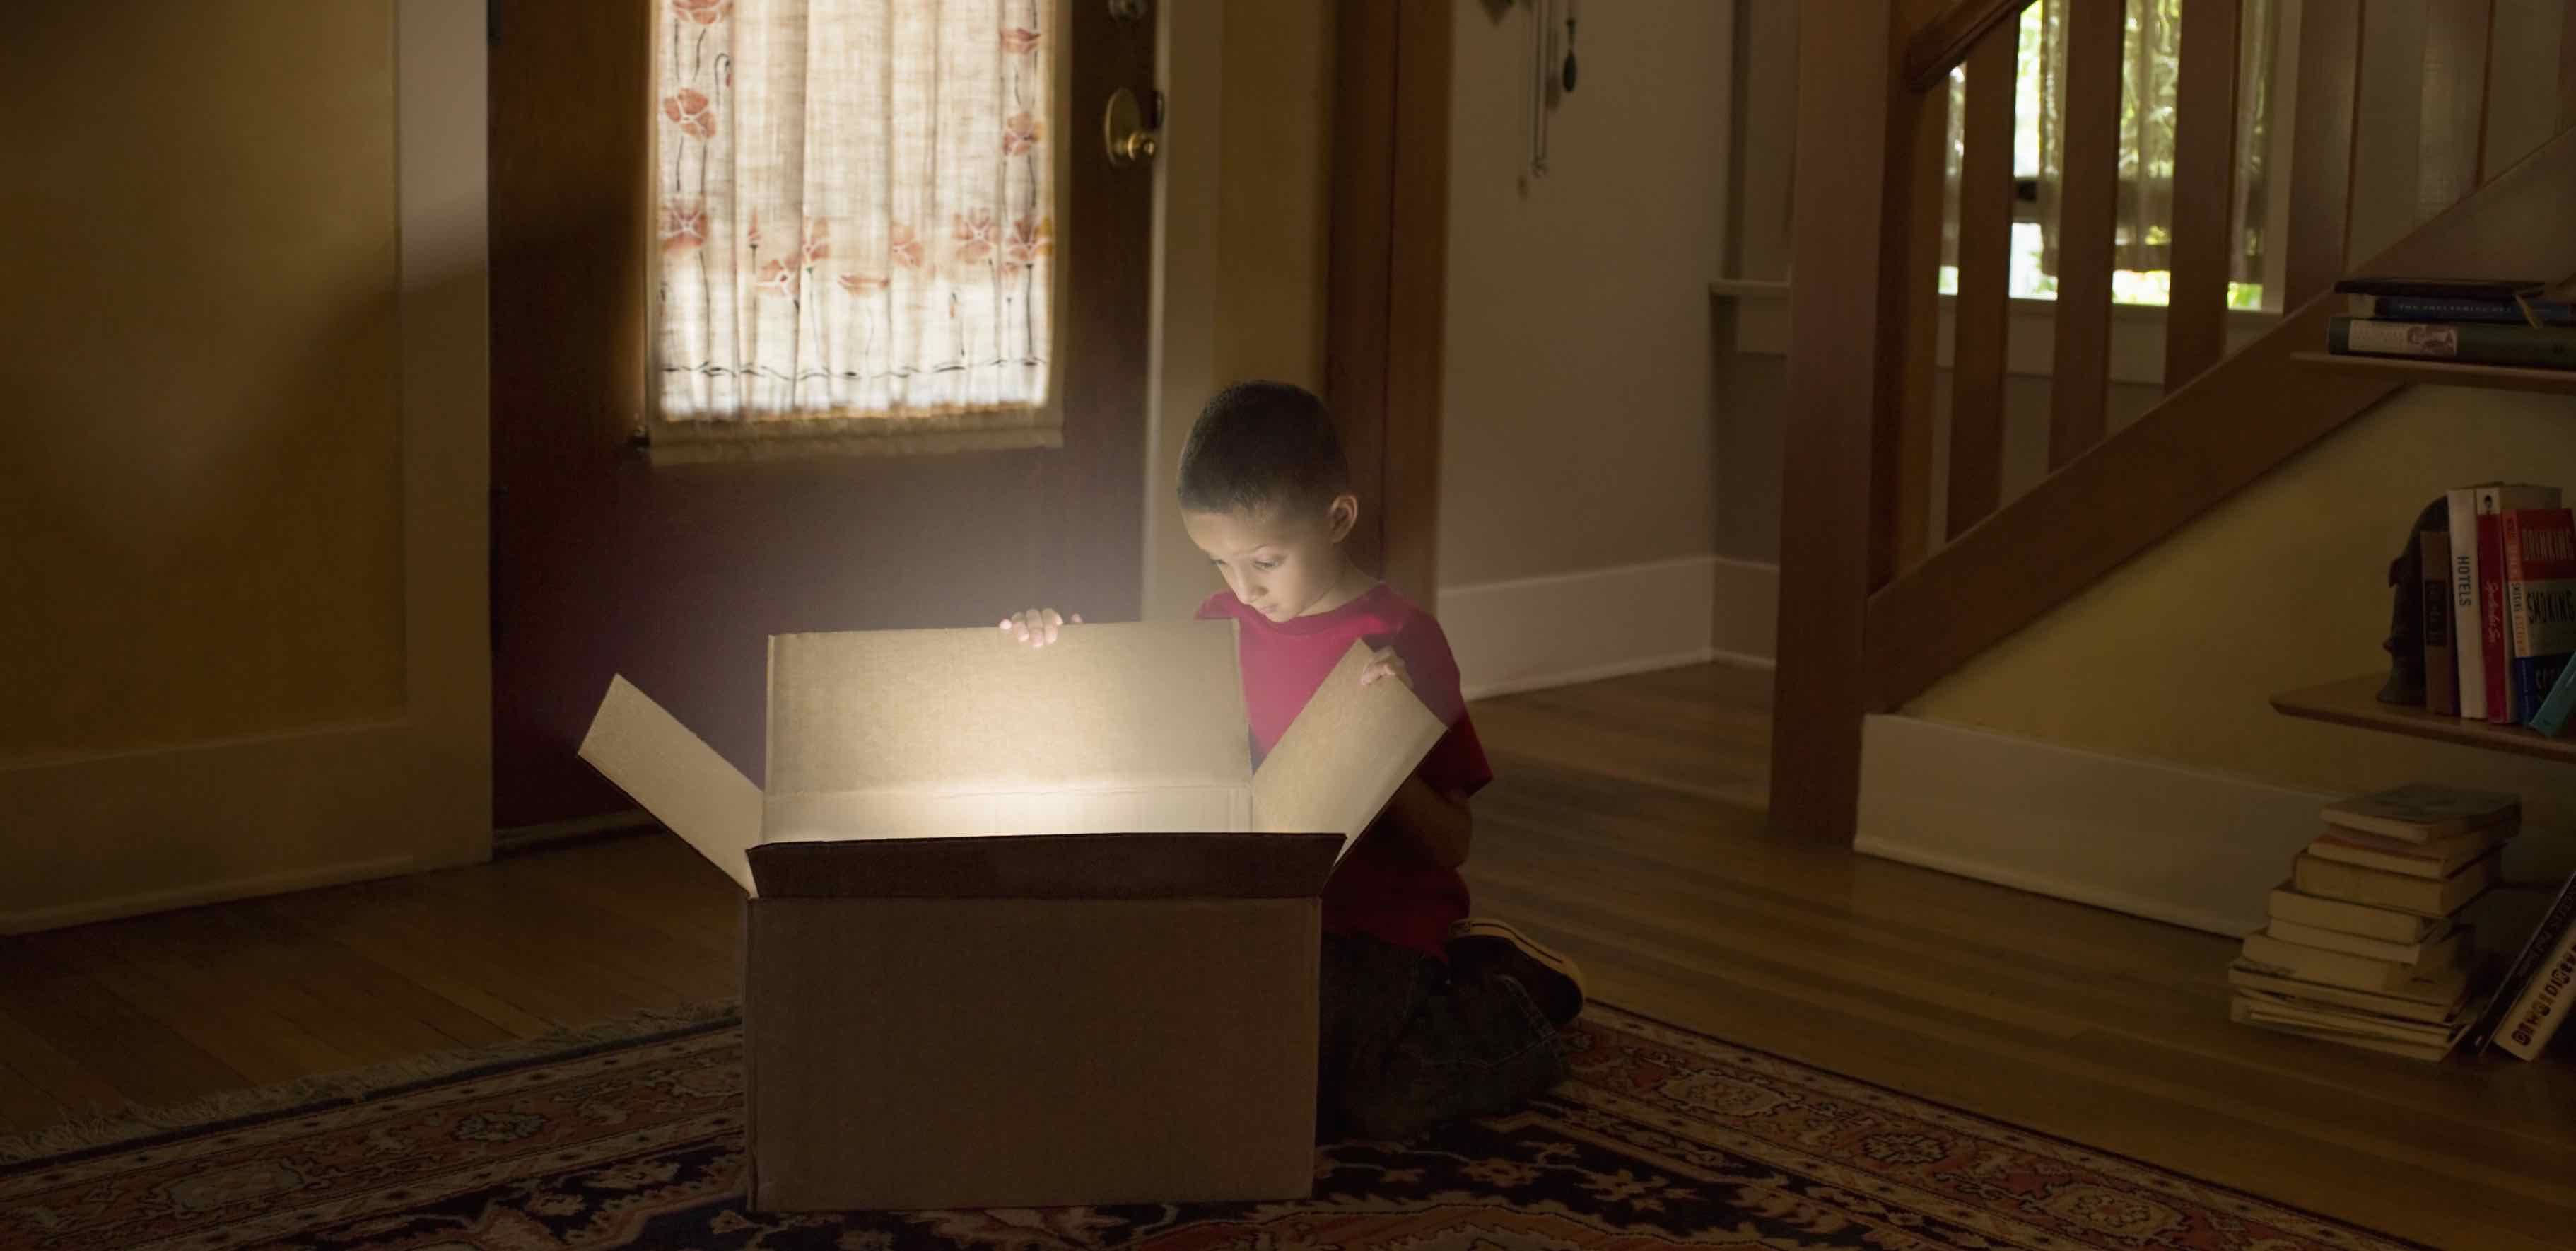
[1330, 1075, 1444, 1144]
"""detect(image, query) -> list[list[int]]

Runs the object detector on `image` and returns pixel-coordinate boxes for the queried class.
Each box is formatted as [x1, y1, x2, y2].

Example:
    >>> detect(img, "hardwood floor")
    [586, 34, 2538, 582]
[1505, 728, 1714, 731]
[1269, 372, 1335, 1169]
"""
[4, 661, 2572, 1247]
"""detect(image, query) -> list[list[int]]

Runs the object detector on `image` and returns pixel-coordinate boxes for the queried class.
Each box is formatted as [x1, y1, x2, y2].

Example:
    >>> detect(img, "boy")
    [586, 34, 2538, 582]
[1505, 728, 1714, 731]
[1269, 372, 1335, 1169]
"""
[1002, 380, 1583, 1141]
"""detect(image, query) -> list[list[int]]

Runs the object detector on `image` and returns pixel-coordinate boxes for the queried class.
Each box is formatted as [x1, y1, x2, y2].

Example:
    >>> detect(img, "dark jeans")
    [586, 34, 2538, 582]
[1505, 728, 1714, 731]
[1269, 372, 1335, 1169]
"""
[1316, 932, 1569, 1142]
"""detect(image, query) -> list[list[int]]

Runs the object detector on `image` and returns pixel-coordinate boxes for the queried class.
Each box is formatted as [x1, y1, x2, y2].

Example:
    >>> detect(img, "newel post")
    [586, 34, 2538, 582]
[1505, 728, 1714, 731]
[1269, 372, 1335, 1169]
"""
[1769, 1, 1925, 842]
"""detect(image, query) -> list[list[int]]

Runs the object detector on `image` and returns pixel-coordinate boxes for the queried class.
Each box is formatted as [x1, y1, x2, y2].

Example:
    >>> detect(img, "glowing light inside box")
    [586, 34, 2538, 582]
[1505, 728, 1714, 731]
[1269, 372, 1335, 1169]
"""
[761, 785, 1255, 842]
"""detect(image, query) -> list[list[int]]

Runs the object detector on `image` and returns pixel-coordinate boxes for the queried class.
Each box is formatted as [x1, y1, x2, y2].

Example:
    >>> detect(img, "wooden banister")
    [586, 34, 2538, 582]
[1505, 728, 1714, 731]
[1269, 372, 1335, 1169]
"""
[1863, 124, 2576, 715]
[1903, 0, 2039, 93]
[2282, 0, 2361, 310]
[2047, 0, 2123, 469]
[1776, 0, 2576, 843]
[1948, 27, 2017, 537]
[1877, 81, 1948, 588]
[2162, 0, 2242, 391]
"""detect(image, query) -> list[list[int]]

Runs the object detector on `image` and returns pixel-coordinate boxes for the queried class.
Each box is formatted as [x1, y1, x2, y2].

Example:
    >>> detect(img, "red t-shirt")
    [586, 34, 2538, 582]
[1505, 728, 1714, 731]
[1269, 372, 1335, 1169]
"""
[1198, 583, 1493, 958]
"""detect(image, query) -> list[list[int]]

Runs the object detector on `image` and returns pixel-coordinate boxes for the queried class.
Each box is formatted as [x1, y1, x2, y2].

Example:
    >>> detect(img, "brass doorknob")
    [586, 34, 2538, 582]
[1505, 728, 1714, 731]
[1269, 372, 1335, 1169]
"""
[1103, 87, 1160, 167]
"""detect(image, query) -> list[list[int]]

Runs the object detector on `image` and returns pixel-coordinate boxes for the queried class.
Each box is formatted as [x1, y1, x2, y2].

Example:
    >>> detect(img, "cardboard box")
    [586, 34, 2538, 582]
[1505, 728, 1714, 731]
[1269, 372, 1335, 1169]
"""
[578, 620, 1443, 1211]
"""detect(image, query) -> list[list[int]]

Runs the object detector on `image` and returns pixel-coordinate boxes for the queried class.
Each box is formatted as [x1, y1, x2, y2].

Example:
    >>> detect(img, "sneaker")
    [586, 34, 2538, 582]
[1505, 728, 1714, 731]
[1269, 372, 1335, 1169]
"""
[1447, 917, 1586, 1025]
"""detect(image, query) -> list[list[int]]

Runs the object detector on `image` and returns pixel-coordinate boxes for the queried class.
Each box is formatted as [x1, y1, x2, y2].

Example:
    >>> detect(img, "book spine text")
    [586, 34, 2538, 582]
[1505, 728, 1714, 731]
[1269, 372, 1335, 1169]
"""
[2498, 924, 2576, 1061]
[2451, 490, 2486, 721]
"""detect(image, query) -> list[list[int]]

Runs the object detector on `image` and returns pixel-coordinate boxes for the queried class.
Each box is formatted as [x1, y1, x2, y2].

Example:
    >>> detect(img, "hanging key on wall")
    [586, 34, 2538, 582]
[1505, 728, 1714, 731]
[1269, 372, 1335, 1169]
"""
[1527, 0, 1577, 181]
[1559, 0, 1577, 94]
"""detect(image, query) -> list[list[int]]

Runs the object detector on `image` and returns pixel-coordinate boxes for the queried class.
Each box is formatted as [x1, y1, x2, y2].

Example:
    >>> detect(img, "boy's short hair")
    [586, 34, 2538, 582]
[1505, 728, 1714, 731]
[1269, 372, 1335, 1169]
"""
[1178, 381, 1352, 516]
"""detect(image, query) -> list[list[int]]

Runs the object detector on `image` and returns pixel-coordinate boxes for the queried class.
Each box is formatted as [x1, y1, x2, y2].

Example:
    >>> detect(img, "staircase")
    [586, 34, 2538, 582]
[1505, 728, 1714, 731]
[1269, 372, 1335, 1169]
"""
[1770, 0, 2576, 841]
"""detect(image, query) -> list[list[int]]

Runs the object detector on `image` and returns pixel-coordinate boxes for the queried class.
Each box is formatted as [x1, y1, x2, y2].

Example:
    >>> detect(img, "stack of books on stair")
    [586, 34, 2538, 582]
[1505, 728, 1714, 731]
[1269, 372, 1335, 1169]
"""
[2229, 783, 2517, 1060]
[2328, 278, 2576, 372]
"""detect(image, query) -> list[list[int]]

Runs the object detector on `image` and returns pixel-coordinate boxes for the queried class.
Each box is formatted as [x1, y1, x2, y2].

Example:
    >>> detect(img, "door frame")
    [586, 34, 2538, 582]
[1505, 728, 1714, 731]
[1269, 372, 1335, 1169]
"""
[1327, 0, 1453, 607]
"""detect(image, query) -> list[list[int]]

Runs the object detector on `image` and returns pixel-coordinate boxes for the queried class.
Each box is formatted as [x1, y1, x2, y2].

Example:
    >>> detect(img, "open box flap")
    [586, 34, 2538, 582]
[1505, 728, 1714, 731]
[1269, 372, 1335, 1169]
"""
[747, 832, 1340, 899]
[579, 675, 763, 896]
[764, 622, 1253, 834]
[1252, 641, 1447, 860]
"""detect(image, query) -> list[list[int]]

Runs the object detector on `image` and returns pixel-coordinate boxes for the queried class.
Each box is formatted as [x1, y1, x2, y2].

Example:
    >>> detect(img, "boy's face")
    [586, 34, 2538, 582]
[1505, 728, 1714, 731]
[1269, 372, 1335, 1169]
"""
[1183, 495, 1359, 622]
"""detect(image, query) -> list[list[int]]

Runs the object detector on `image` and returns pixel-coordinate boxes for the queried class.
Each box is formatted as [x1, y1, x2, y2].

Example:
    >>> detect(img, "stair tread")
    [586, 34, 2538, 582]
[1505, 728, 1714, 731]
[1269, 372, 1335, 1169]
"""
[2271, 675, 2576, 764]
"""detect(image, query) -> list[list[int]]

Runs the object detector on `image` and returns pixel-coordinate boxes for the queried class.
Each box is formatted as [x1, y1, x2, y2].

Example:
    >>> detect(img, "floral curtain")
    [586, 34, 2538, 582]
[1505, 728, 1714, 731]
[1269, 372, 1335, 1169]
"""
[2032, 0, 2274, 286]
[655, 0, 1056, 442]
[1942, 0, 2276, 298]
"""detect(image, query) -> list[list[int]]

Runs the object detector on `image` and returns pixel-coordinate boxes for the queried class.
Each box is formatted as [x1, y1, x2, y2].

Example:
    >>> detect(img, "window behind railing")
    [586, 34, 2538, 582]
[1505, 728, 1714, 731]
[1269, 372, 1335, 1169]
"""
[1938, 0, 2278, 308]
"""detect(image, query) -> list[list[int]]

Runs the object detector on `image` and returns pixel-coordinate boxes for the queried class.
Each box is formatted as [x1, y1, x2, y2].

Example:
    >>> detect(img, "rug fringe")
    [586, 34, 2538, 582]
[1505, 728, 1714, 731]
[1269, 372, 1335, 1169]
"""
[0, 999, 740, 1166]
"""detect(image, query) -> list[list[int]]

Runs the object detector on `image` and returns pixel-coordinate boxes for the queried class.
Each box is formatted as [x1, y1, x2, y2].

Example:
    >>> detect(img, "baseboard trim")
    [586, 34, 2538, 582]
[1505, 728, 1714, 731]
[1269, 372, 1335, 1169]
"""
[1444, 555, 1776, 702]
[1851, 835, 2260, 937]
[1709, 557, 1777, 665]
[4, 814, 657, 933]
[493, 810, 662, 855]
[1464, 648, 1720, 702]
[1856, 714, 2334, 937]
[1, 854, 424, 937]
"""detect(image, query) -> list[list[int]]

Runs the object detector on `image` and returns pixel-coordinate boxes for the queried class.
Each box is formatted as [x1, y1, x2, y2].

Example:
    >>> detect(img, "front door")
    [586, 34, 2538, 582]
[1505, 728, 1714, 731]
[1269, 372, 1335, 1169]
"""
[489, 0, 1159, 828]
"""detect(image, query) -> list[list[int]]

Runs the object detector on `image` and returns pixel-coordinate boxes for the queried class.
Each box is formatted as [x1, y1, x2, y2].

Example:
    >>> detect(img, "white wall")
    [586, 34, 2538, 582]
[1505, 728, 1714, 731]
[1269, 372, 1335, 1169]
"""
[1440, 0, 1731, 587]
[1144, 1, 1760, 694]
[1436, 0, 1738, 690]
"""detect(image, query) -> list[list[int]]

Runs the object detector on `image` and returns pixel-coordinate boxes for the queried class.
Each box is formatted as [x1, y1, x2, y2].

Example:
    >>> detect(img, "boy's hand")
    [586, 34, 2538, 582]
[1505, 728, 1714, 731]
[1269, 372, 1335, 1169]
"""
[1359, 646, 1411, 690]
[998, 607, 1081, 647]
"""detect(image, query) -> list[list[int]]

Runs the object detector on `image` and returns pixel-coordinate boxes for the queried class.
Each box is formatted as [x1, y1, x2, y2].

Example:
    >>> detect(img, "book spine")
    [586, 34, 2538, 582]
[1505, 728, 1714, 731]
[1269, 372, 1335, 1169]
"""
[2480, 502, 2511, 722]
[2470, 872, 2576, 1052]
[2329, 318, 2576, 368]
[2347, 295, 2576, 326]
[2268, 917, 2454, 966]
[2447, 848, 2501, 914]
[2420, 529, 2457, 715]
[2532, 658, 2576, 738]
[2334, 279, 2546, 301]
[2507, 510, 2534, 721]
[2450, 490, 2486, 720]
[2295, 852, 2470, 916]
[2508, 510, 2576, 721]
[2230, 963, 2459, 1023]
[2237, 996, 2456, 1044]
[2528, 657, 2573, 725]
[2308, 839, 2453, 879]
[2242, 932, 2411, 991]
[2335, 817, 2512, 851]
[2496, 920, 2576, 1061]
[2455, 324, 2576, 368]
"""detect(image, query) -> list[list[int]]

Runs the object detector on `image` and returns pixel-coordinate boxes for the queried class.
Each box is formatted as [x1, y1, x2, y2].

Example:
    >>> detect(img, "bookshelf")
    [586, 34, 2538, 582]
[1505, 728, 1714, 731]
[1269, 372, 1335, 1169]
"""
[2276, 346, 2576, 757]
[2291, 352, 2576, 397]
[2270, 675, 2576, 764]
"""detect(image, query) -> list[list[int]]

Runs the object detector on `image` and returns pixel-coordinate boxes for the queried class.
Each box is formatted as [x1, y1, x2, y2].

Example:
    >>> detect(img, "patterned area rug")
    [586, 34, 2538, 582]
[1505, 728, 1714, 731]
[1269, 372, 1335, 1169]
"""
[0, 1002, 2420, 1250]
